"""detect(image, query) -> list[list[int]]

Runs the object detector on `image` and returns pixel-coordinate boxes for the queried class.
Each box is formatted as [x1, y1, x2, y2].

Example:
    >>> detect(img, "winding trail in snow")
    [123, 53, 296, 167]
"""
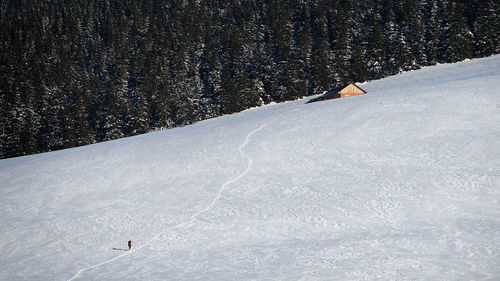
[66, 123, 268, 281]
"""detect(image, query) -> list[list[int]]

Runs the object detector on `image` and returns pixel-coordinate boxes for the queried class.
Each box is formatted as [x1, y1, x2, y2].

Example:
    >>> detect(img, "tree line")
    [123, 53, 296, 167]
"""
[1, 0, 499, 159]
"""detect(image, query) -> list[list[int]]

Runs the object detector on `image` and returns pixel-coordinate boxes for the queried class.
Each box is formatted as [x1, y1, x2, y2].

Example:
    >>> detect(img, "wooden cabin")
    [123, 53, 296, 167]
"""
[308, 83, 367, 103]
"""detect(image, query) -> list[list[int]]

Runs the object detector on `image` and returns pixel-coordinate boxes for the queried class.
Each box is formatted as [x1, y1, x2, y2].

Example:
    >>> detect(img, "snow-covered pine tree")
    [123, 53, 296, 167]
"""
[473, 0, 500, 57]
[439, 0, 474, 62]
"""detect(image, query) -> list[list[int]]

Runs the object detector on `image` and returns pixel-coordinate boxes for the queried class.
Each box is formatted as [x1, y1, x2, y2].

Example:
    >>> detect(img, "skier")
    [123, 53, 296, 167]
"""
[128, 240, 132, 250]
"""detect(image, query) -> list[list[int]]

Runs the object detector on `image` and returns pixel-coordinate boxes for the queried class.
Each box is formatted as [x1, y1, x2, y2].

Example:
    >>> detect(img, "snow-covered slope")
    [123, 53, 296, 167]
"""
[1, 56, 499, 281]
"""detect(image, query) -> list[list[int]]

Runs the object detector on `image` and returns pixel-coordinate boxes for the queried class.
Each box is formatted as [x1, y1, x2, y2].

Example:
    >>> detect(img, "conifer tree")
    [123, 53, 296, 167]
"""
[440, 0, 474, 62]
[423, 0, 442, 65]
[382, 0, 413, 74]
[366, 6, 386, 79]
[473, 0, 500, 56]
[400, 0, 427, 66]
[309, 0, 333, 94]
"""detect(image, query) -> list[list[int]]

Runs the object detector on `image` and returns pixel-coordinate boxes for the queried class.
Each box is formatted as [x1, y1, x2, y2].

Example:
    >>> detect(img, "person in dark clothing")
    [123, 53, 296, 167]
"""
[128, 240, 132, 250]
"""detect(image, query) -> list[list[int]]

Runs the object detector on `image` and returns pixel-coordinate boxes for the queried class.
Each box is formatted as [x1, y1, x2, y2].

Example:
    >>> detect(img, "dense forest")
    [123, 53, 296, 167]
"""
[1, 0, 499, 159]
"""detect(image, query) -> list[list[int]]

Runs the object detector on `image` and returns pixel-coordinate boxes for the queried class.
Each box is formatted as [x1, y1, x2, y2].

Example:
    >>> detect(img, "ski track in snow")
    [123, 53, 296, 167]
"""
[66, 123, 269, 281]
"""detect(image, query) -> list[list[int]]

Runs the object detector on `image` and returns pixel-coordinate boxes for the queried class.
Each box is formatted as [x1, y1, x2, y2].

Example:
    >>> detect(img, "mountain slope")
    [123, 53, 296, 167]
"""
[1, 55, 499, 280]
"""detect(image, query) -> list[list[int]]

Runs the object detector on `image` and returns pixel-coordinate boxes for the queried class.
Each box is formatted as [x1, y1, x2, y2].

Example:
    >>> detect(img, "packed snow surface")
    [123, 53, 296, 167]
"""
[1, 56, 500, 281]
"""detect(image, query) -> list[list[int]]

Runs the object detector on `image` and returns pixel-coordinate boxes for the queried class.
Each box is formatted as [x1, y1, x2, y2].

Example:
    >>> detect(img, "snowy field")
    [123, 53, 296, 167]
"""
[1, 55, 500, 281]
